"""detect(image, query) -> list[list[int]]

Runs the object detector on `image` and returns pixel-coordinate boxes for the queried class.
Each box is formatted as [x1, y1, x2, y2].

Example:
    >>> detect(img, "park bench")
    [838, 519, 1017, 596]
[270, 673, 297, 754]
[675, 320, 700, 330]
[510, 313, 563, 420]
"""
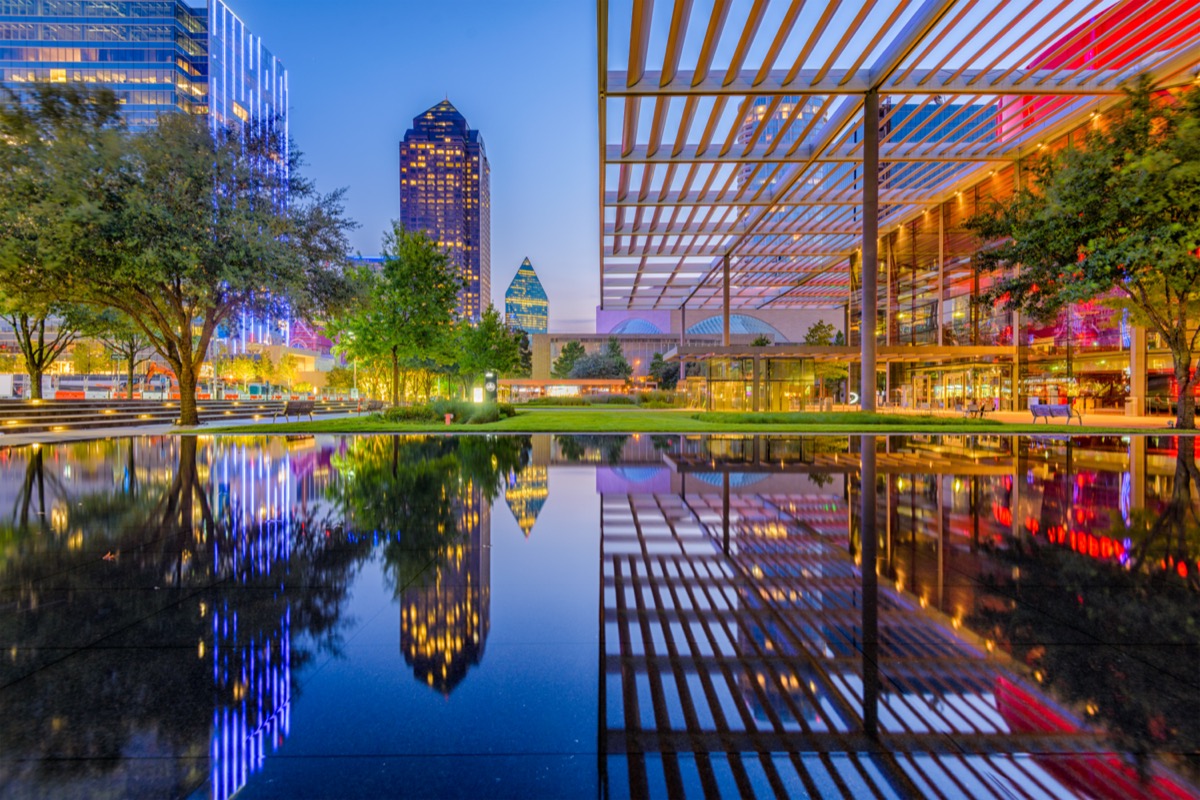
[961, 402, 989, 419]
[1029, 402, 1082, 425]
[357, 399, 386, 414]
[273, 400, 315, 423]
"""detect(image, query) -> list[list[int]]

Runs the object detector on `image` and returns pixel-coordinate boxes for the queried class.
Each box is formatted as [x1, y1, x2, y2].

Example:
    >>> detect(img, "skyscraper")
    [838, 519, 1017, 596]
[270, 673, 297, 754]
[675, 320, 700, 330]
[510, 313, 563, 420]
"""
[0, 1, 287, 133]
[504, 257, 548, 334]
[399, 99, 491, 323]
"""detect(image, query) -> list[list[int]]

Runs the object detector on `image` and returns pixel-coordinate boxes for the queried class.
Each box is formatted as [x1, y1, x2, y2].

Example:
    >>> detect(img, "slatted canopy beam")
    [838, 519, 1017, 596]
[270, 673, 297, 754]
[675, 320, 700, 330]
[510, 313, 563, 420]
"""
[599, 0, 1200, 313]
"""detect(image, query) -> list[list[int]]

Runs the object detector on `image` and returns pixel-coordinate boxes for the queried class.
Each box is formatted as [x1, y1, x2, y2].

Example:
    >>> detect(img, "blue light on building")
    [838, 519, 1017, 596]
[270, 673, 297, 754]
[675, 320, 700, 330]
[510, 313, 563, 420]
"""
[0, 0, 287, 133]
[504, 257, 548, 334]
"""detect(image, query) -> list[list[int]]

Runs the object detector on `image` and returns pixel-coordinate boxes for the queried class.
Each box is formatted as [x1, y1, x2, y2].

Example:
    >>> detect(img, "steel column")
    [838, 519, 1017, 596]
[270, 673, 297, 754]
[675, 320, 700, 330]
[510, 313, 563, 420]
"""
[861, 90, 879, 412]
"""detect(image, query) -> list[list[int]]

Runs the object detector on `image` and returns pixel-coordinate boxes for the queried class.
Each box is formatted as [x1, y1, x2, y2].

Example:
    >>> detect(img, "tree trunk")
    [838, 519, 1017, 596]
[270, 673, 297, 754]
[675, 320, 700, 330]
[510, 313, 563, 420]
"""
[1173, 346, 1195, 430]
[126, 360, 135, 400]
[177, 363, 199, 426]
[391, 346, 399, 406]
[26, 366, 43, 400]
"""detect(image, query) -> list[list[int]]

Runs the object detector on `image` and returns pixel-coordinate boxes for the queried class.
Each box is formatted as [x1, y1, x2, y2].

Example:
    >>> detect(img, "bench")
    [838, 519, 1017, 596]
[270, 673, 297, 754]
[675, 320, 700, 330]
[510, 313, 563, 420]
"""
[357, 399, 386, 414]
[961, 402, 990, 419]
[273, 400, 314, 422]
[1029, 402, 1082, 425]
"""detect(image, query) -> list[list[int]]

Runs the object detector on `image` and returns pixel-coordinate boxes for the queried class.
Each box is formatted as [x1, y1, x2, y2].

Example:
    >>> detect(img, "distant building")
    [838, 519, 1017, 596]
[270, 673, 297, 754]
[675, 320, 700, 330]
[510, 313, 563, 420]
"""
[504, 257, 549, 334]
[399, 99, 491, 323]
[0, 0, 287, 133]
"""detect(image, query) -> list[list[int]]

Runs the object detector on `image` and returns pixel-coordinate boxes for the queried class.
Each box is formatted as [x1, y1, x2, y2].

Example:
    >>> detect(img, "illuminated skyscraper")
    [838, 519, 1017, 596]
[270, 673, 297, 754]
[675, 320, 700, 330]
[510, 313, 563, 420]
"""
[399, 99, 491, 323]
[503, 257, 548, 334]
[0, 1, 287, 133]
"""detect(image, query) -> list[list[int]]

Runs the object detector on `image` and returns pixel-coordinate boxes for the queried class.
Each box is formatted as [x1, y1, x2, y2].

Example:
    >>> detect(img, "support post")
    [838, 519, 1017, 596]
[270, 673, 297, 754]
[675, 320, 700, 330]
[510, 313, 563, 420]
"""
[1129, 325, 1147, 416]
[860, 434, 879, 738]
[679, 304, 687, 384]
[722, 254, 731, 348]
[861, 90, 879, 413]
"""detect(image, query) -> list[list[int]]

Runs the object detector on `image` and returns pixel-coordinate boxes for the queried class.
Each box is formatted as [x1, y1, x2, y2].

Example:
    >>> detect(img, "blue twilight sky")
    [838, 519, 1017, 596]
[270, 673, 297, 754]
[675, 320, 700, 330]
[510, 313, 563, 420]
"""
[229, 0, 600, 332]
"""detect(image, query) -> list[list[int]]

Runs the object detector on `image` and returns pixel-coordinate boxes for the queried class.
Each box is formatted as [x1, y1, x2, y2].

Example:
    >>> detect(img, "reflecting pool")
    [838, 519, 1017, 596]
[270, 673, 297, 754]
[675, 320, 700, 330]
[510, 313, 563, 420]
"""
[1, 434, 1199, 798]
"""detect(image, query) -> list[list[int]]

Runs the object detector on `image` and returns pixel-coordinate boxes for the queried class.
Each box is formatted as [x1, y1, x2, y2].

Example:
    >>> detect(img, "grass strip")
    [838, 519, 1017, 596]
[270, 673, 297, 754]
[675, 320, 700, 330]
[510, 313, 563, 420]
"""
[190, 407, 1165, 436]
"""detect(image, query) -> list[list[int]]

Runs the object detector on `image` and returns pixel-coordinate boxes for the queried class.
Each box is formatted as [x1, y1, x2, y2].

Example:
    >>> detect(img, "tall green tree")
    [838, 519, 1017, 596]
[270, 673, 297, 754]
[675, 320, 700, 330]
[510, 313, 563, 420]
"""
[804, 320, 848, 401]
[95, 311, 153, 400]
[513, 328, 533, 378]
[551, 340, 586, 378]
[46, 104, 355, 425]
[968, 82, 1200, 428]
[569, 337, 633, 381]
[0, 85, 119, 399]
[456, 304, 520, 395]
[335, 226, 460, 405]
[70, 340, 108, 391]
[648, 352, 679, 390]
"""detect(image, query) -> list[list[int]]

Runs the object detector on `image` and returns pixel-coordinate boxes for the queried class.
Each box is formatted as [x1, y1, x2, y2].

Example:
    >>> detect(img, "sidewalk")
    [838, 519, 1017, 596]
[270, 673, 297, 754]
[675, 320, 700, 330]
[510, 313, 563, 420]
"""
[0, 411, 360, 448]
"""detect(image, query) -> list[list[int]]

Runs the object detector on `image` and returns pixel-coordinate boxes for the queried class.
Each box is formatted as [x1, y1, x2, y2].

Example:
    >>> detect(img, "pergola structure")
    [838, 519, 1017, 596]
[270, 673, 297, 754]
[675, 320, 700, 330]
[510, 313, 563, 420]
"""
[598, 0, 1200, 410]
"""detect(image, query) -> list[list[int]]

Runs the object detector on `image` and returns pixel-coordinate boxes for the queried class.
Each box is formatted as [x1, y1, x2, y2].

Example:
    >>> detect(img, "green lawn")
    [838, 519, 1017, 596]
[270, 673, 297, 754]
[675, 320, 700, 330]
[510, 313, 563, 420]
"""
[192, 407, 1160, 435]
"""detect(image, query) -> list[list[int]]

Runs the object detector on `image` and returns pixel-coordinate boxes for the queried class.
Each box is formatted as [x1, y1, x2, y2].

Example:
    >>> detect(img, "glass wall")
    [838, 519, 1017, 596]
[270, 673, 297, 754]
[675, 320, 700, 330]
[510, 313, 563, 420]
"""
[699, 357, 819, 412]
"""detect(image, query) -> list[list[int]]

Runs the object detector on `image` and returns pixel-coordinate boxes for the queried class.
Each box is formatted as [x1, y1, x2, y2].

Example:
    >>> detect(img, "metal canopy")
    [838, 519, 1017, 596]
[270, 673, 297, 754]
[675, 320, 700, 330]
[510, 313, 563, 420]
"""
[598, 0, 1200, 311]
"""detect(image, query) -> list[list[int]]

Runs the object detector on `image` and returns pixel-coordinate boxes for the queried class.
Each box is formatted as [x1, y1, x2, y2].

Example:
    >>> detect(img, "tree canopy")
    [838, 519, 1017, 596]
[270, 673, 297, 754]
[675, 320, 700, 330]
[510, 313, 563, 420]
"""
[552, 340, 586, 379]
[0, 84, 118, 397]
[330, 225, 461, 405]
[569, 337, 633, 381]
[14, 87, 356, 423]
[968, 82, 1200, 427]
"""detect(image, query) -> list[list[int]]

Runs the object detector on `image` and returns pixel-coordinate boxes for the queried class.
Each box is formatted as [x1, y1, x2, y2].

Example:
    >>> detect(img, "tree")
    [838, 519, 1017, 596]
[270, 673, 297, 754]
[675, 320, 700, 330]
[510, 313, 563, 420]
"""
[456, 305, 520, 394]
[570, 338, 633, 381]
[228, 354, 257, 392]
[0, 85, 117, 399]
[95, 311, 153, 400]
[513, 329, 533, 378]
[46, 102, 355, 425]
[325, 365, 355, 394]
[805, 322, 846, 401]
[70, 340, 108, 391]
[804, 320, 848, 401]
[648, 352, 679, 390]
[968, 82, 1200, 428]
[751, 335, 770, 347]
[273, 353, 301, 392]
[333, 225, 461, 405]
[551, 340, 586, 378]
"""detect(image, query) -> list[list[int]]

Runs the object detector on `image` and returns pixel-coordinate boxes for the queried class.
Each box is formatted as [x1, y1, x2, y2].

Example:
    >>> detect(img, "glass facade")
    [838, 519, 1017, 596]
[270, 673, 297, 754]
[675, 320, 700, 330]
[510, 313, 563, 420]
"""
[0, 0, 286, 132]
[399, 100, 491, 323]
[695, 357, 819, 412]
[503, 257, 548, 334]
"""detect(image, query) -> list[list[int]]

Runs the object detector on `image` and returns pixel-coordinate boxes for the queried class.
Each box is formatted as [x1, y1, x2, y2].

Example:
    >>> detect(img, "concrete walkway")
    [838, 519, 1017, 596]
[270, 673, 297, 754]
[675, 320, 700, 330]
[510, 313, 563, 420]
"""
[0, 411, 361, 448]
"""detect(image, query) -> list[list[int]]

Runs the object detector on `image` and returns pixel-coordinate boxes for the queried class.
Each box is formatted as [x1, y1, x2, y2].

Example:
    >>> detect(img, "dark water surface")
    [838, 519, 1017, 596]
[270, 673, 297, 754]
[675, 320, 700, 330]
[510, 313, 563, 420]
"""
[1, 433, 1199, 799]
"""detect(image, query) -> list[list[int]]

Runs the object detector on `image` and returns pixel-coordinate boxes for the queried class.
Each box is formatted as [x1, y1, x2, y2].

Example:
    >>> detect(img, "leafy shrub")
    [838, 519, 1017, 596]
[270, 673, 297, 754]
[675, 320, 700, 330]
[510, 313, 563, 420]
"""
[497, 402, 517, 418]
[468, 403, 500, 424]
[637, 390, 686, 407]
[521, 396, 590, 406]
[589, 394, 636, 405]
[430, 398, 474, 421]
[382, 404, 438, 423]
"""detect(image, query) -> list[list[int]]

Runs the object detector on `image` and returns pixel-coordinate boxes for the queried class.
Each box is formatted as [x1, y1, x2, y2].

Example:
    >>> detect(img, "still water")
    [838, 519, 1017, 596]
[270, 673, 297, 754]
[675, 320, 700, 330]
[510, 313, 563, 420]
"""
[1, 433, 1199, 799]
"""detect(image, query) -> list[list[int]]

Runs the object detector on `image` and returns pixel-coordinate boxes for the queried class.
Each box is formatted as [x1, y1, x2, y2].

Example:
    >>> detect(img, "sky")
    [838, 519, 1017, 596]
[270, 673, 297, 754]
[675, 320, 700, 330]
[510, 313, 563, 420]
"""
[230, 0, 601, 332]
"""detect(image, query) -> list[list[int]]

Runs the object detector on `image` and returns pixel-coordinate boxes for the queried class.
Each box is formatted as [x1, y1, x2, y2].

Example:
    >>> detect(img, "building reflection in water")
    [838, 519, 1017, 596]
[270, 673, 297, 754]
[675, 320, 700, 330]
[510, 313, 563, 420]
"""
[0, 435, 351, 800]
[505, 464, 548, 537]
[601, 433, 1200, 798]
[400, 484, 492, 694]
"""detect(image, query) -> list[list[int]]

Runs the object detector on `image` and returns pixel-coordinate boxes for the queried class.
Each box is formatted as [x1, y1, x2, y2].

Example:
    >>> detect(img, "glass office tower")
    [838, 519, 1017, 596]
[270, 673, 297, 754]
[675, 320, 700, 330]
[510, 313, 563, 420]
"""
[0, 0, 287, 132]
[399, 99, 492, 323]
[504, 257, 548, 334]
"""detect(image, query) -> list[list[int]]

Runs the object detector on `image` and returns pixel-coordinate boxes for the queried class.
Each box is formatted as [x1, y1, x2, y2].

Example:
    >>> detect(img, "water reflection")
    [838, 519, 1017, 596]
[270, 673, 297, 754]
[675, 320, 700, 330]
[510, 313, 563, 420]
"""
[0, 433, 1198, 797]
